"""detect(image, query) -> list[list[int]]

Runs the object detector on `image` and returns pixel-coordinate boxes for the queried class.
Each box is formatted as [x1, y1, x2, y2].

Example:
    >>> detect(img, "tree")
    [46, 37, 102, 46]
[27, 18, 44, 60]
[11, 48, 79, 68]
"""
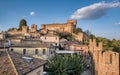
[73, 28, 83, 34]
[18, 19, 27, 30]
[56, 32, 75, 41]
[45, 55, 86, 75]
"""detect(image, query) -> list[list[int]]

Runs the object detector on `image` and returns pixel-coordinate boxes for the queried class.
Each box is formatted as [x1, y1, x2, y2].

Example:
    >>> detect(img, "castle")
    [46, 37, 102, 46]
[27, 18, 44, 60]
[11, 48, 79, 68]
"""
[41, 20, 77, 33]
[6, 20, 83, 42]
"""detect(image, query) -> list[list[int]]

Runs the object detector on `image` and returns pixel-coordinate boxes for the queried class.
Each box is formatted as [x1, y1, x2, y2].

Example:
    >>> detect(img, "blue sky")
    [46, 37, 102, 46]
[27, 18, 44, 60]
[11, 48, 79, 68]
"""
[0, 0, 120, 40]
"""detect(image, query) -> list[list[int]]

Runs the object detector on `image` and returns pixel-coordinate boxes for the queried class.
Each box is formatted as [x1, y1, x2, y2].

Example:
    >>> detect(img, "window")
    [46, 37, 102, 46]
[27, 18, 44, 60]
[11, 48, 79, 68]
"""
[11, 49, 13, 52]
[45, 37, 46, 39]
[23, 49, 26, 55]
[35, 49, 38, 55]
[43, 49, 46, 55]
[110, 54, 112, 64]
[51, 51, 53, 54]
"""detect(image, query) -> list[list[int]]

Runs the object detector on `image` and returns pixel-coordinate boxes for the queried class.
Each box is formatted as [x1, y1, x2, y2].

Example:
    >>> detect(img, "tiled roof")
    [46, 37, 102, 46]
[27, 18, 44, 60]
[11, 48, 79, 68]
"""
[8, 51, 46, 75]
[0, 51, 46, 75]
[0, 51, 17, 75]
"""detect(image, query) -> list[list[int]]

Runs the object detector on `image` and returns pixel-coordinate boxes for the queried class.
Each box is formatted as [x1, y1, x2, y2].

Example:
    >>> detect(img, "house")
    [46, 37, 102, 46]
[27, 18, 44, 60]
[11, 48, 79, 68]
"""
[40, 34, 59, 46]
[69, 43, 89, 55]
[59, 38, 68, 48]
[9, 42, 55, 60]
[0, 50, 46, 75]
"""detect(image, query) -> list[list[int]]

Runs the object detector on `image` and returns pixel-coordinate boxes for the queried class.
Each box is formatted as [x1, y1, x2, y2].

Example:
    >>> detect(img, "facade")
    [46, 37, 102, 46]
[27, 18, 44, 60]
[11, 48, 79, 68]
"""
[9, 43, 55, 60]
[40, 34, 59, 46]
[69, 44, 89, 55]
[41, 20, 77, 33]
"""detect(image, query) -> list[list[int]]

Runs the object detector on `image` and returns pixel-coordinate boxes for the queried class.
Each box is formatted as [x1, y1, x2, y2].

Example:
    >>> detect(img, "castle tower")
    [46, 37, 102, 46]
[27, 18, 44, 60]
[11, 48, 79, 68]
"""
[67, 20, 77, 26]
[89, 39, 102, 51]
[89, 39, 103, 75]
[22, 26, 28, 33]
[30, 24, 37, 32]
[41, 24, 46, 29]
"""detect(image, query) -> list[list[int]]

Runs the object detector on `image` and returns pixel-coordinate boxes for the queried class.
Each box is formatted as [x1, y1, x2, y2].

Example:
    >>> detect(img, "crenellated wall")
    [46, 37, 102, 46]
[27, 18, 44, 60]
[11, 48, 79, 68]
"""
[88, 39, 120, 75]
[98, 51, 120, 75]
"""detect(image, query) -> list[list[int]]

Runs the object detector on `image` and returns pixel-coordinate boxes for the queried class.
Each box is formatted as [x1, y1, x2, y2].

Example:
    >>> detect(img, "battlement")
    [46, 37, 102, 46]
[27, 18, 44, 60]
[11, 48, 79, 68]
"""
[89, 39, 102, 51]
[30, 24, 37, 32]
[22, 26, 28, 33]
[67, 20, 77, 25]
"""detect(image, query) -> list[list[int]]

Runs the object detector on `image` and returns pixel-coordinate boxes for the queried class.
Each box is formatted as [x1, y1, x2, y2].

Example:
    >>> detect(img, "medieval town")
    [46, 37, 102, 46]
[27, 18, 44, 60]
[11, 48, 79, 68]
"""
[0, 19, 119, 75]
[0, 0, 120, 75]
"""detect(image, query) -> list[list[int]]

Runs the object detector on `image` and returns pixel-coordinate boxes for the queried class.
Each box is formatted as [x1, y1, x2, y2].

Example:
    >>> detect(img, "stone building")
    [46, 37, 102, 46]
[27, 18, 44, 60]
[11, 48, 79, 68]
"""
[9, 43, 55, 60]
[0, 50, 46, 75]
[40, 34, 59, 46]
[41, 20, 77, 33]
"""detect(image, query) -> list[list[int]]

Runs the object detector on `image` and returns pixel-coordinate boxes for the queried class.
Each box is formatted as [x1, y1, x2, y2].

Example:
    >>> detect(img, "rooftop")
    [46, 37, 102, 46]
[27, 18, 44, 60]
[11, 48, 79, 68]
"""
[8, 51, 46, 75]
[0, 51, 17, 75]
[11, 42, 51, 48]
[0, 50, 46, 75]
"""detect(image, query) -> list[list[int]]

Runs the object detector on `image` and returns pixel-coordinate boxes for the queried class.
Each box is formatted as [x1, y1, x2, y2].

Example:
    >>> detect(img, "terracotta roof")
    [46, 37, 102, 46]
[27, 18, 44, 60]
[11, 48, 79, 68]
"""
[8, 51, 46, 75]
[0, 51, 46, 75]
[0, 51, 17, 75]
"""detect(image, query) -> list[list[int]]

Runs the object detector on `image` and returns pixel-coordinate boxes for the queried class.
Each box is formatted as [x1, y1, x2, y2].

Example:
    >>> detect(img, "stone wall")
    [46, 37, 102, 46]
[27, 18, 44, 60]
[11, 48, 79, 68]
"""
[89, 39, 120, 75]
[98, 51, 119, 75]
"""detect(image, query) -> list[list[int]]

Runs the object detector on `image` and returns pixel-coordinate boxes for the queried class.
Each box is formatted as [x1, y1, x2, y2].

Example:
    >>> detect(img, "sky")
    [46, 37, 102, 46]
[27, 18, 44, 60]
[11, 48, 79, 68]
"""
[0, 0, 120, 40]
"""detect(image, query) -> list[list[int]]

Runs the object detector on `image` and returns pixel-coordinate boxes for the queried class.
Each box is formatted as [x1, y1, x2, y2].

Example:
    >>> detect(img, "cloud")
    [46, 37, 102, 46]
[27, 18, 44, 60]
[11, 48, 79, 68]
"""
[116, 22, 120, 25]
[71, 2, 120, 20]
[30, 11, 35, 16]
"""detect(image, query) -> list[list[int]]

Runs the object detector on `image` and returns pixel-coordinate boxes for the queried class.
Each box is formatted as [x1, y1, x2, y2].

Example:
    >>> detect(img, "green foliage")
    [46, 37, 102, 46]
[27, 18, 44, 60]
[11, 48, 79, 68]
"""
[18, 19, 27, 30]
[56, 32, 75, 41]
[73, 28, 83, 34]
[89, 34, 96, 39]
[45, 55, 86, 75]
[96, 37, 120, 52]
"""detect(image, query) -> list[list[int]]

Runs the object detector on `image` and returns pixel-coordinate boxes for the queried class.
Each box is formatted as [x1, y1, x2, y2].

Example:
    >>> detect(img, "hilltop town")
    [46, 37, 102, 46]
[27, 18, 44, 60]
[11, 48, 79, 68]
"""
[0, 19, 120, 75]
